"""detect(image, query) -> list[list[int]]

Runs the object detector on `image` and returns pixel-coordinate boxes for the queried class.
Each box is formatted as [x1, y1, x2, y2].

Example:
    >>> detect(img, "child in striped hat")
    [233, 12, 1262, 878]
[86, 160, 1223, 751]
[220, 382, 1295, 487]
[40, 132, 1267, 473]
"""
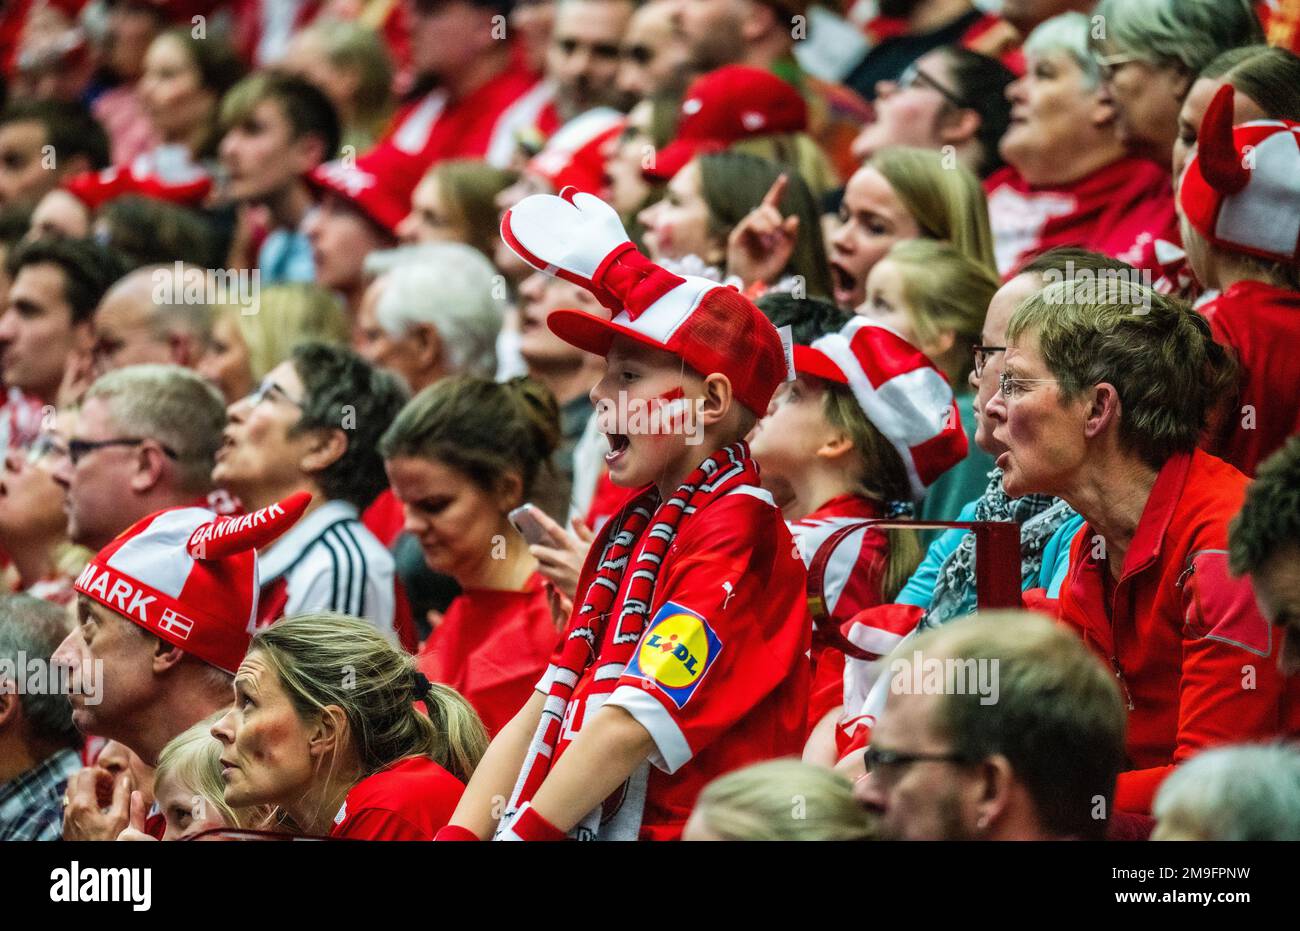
[750, 314, 969, 754]
[1178, 83, 1300, 476]
[437, 187, 811, 841]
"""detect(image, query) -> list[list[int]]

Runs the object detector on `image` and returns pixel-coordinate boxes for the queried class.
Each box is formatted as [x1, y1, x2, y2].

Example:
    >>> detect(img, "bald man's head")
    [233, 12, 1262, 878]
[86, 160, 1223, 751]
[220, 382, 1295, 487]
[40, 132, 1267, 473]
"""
[92, 264, 215, 374]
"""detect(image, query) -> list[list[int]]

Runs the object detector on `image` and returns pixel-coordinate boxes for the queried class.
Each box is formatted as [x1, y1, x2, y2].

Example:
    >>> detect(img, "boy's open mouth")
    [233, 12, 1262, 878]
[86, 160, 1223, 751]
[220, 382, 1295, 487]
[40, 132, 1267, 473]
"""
[605, 432, 630, 466]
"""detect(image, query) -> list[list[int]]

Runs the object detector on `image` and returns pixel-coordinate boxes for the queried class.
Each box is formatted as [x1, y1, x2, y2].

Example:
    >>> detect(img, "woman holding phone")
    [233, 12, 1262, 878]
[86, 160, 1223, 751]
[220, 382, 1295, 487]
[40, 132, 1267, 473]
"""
[380, 375, 564, 735]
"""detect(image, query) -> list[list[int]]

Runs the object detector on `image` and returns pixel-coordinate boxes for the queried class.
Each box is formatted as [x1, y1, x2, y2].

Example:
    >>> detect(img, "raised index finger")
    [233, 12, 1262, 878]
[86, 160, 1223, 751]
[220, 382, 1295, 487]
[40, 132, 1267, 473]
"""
[761, 173, 789, 212]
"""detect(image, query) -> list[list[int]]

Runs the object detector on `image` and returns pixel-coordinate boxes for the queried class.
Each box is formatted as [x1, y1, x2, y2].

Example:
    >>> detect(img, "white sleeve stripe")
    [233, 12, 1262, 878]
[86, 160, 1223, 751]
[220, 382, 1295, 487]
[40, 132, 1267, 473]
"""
[319, 532, 352, 614]
[605, 686, 693, 774]
[337, 524, 370, 617]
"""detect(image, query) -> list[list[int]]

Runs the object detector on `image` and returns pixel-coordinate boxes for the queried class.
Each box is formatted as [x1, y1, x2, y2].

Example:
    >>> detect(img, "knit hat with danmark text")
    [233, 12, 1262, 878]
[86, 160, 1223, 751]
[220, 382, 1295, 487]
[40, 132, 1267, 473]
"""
[73, 492, 311, 674]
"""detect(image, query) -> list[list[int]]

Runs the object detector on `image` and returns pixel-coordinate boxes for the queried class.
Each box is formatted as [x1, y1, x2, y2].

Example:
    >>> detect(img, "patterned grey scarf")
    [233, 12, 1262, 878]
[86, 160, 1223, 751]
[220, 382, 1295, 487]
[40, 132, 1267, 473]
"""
[922, 468, 1075, 628]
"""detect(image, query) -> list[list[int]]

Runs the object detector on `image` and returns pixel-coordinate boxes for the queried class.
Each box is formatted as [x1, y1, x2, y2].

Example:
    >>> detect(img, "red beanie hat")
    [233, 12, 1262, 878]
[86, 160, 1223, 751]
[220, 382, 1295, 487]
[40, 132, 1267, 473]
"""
[74, 492, 311, 674]
[1178, 83, 1300, 266]
[793, 318, 968, 500]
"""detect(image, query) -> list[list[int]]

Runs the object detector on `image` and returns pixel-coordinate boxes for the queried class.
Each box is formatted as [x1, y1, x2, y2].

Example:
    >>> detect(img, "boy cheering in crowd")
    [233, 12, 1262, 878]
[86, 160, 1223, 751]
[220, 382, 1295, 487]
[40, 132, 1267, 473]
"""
[439, 189, 809, 841]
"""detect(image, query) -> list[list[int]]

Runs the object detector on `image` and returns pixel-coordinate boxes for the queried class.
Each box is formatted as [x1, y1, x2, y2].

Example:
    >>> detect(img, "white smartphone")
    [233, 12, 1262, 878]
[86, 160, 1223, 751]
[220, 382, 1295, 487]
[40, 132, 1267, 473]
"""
[508, 503, 555, 547]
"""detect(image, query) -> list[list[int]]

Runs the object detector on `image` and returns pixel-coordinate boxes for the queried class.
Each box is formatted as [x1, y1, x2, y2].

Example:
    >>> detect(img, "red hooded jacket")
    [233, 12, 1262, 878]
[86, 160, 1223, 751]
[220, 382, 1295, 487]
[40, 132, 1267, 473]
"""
[1058, 449, 1300, 814]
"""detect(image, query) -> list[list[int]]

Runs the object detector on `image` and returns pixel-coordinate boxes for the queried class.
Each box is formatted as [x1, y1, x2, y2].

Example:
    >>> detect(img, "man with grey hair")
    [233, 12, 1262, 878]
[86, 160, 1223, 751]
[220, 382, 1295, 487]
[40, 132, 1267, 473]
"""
[52, 364, 227, 551]
[354, 242, 503, 394]
[0, 595, 82, 841]
[1153, 744, 1300, 841]
[90, 264, 216, 375]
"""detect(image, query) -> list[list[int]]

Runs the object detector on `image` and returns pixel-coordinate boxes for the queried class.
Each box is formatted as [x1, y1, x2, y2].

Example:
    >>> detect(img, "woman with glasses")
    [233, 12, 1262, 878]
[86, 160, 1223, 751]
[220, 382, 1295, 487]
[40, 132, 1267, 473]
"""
[851, 46, 1016, 179]
[985, 12, 1179, 277]
[211, 341, 408, 638]
[0, 410, 90, 605]
[981, 272, 1300, 817]
[1090, 0, 1263, 169]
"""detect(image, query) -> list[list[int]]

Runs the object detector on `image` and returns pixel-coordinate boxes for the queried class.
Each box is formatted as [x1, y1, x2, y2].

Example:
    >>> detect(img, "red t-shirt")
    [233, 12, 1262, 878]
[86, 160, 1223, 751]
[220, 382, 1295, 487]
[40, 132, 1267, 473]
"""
[545, 485, 810, 840]
[1057, 450, 1300, 814]
[790, 494, 890, 730]
[330, 756, 464, 841]
[985, 158, 1177, 278]
[1200, 279, 1300, 477]
[418, 572, 559, 736]
[374, 61, 550, 172]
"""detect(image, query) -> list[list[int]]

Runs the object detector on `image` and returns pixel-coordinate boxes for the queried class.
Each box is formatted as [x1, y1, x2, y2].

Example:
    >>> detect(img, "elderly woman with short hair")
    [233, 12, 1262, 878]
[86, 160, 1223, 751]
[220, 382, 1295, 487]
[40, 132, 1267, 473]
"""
[1090, 0, 1263, 168]
[1153, 744, 1300, 841]
[984, 279, 1300, 816]
[985, 12, 1178, 276]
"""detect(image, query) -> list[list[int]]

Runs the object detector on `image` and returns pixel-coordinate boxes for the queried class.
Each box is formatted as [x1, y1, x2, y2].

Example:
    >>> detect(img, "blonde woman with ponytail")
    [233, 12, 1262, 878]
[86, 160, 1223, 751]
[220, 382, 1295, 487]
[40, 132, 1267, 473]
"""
[211, 613, 489, 840]
[858, 239, 999, 523]
[379, 375, 564, 736]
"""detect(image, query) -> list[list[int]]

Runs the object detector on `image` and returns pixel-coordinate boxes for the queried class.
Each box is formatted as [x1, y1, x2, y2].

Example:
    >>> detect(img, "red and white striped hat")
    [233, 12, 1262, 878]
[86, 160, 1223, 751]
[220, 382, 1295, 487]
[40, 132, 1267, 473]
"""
[73, 492, 312, 674]
[526, 108, 625, 197]
[500, 186, 790, 416]
[1179, 83, 1300, 266]
[793, 318, 968, 500]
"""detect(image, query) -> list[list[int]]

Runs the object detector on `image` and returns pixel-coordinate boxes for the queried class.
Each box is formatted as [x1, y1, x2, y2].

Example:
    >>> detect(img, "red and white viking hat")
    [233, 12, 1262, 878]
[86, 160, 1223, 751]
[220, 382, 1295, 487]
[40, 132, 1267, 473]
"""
[500, 187, 791, 416]
[793, 318, 968, 500]
[73, 492, 312, 674]
[1179, 83, 1300, 266]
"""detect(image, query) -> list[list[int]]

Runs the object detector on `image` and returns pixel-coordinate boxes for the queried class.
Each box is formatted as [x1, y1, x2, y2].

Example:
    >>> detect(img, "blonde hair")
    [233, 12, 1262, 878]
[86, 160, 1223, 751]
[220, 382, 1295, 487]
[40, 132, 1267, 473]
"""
[429, 160, 520, 259]
[251, 613, 489, 784]
[868, 147, 996, 274]
[224, 283, 349, 384]
[728, 132, 841, 198]
[822, 386, 922, 599]
[693, 759, 875, 841]
[155, 714, 269, 830]
[885, 239, 999, 383]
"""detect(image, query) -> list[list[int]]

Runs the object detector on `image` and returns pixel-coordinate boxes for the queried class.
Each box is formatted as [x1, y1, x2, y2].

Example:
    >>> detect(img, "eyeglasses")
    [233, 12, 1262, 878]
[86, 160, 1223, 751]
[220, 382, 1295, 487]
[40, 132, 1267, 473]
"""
[246, 380, 303, 409]
[972, 344, 1006, 379]
[863, 746, 975, 780]
[1094, 52, 1141, 82]
[896, 62, 967, 109]
[997, 371, 1059, 400]
[67, 437, 179, 466]
[26, 433, 68, 464]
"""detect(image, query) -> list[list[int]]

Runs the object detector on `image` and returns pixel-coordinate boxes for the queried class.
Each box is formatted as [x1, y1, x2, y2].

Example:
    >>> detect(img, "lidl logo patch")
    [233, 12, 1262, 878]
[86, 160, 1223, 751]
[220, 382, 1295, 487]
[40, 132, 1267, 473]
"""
[628, 601, 722, 708]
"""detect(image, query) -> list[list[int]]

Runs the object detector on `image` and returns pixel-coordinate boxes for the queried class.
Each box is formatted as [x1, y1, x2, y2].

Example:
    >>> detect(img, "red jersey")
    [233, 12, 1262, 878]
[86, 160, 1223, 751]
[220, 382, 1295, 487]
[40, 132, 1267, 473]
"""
[790, 494, 891, 729]
[1200, 280, 1300, 476]
[417, 572, 559, 736]
[331, 756, 464, 841]
[542, 485, 810, 840]
[985, 158, 1177, 277]
[375, 63, 551, 171]
[1058, 450, 1300, 814]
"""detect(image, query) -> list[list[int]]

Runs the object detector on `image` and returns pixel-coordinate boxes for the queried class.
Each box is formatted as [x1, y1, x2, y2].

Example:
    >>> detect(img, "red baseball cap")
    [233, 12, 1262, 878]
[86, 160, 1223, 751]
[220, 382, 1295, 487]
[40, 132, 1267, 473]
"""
[644, 65, 808, 182]
[308, 146, 424, 236]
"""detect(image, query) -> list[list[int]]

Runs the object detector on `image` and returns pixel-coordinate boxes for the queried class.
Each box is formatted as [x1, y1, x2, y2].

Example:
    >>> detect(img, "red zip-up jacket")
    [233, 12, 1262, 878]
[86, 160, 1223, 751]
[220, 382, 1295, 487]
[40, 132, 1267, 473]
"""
[1059, 449, 1300, 814]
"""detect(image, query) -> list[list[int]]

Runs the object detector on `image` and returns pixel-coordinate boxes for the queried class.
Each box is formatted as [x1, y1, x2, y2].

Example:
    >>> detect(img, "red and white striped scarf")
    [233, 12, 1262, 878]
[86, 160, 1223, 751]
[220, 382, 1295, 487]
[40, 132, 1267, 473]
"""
[499, 442, 759, 840]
